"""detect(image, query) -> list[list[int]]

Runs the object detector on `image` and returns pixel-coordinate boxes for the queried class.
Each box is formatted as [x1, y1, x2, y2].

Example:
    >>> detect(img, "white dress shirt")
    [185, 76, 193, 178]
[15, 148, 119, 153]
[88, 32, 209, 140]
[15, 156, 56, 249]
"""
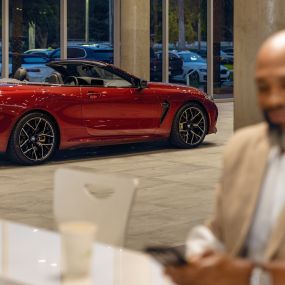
[186, 147, 285, 261]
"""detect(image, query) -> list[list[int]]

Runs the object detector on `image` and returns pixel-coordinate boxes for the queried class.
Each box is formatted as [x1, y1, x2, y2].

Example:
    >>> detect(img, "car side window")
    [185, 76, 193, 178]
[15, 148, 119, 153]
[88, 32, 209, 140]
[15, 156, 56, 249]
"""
[67, 48, 86, 59]
[78, 65, 132, 88]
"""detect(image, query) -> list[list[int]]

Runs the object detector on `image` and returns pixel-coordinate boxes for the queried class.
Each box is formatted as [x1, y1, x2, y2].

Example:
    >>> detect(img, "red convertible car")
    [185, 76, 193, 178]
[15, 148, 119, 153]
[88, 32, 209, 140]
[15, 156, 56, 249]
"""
[0, 60, 218, 165]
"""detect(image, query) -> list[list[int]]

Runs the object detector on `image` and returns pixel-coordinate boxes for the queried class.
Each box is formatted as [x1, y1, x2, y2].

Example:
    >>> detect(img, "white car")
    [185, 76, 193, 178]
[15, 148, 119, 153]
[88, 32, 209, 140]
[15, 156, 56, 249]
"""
[172, 51, 231, 84]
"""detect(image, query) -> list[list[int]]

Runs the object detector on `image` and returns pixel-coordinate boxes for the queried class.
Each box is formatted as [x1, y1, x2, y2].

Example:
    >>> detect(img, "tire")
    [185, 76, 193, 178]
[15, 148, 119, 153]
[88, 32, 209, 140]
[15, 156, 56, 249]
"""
[170, 103, 208, 148]
[8, 112, 58, 165]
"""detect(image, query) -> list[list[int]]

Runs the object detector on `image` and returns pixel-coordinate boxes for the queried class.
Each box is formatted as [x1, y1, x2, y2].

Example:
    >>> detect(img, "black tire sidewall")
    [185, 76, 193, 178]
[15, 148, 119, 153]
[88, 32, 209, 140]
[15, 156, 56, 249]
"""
[8, 112, 58, 165]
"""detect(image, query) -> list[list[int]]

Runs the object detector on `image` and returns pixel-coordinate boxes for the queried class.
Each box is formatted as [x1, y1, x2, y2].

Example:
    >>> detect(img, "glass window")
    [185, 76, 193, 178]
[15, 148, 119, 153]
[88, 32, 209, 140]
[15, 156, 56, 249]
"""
[77, 64, 120, 79]
[9, 0, 60, 82]
[67, 0, 114, 63]
[168, 0, 207, 91]
[213, 0, 233, 99]
[90, 50, 114, 63]
[56, 63, 132, 87]
[67, 47, 86, 58]
[150, 0, 162, 82]
[50, 49, 60, 59]
[21, 55, 50, 64]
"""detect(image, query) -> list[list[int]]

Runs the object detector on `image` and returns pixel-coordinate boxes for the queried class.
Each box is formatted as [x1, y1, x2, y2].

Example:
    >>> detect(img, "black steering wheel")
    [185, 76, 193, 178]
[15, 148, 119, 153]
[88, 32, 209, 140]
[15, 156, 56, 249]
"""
[64, 76, 79, 86]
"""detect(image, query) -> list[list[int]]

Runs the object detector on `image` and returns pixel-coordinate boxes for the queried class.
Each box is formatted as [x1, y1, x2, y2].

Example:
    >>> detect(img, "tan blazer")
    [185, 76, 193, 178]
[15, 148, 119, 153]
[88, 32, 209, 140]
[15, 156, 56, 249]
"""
[207, 122, 285, 261]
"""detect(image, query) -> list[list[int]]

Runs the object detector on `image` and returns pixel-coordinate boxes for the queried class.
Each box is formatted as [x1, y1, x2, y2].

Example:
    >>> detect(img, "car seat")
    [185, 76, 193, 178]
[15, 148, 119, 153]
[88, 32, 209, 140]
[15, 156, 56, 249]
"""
[45, 72, 64, 84]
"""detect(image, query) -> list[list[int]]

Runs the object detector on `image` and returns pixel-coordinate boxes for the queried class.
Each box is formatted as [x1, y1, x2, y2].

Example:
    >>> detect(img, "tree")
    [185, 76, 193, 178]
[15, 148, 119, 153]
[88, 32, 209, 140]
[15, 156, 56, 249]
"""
[23, 0, 59, 48]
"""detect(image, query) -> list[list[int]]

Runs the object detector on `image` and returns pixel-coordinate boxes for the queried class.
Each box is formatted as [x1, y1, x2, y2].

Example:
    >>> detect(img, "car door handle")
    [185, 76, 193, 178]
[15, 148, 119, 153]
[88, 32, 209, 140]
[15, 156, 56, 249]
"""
[87, 92, 102, 100]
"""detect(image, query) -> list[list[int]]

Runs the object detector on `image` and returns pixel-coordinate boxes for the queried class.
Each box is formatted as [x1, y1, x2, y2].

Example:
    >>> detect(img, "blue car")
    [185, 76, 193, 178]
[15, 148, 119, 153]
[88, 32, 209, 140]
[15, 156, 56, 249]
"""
[49, 45, 114, 64]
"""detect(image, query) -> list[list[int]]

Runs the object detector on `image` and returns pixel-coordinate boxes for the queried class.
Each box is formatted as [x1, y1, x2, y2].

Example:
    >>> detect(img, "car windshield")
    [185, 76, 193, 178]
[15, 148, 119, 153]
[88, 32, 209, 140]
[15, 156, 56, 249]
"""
[77, 64, 121, 79]
[179, 53, 205, 63]
[47, 63, 134, 87]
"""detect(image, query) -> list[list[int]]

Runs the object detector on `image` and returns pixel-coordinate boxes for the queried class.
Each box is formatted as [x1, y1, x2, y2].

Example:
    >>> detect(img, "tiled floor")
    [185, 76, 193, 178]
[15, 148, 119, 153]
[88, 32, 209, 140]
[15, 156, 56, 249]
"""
[0, 102, 233, 250]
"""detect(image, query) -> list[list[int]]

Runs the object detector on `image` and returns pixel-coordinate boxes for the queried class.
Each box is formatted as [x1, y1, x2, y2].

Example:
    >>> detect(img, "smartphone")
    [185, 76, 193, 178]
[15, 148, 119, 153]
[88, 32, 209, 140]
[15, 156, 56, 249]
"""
[145, 246, 187, 266]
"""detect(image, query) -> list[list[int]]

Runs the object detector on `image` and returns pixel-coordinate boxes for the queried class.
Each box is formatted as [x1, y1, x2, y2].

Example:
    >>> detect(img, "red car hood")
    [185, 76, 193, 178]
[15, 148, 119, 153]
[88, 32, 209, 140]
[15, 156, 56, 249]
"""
[147, 82, 206, 97]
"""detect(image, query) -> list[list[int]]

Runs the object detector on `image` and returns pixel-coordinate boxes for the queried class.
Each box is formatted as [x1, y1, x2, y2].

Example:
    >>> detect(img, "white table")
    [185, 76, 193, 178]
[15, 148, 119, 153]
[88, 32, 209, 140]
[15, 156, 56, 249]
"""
[0, 221, 174, 285]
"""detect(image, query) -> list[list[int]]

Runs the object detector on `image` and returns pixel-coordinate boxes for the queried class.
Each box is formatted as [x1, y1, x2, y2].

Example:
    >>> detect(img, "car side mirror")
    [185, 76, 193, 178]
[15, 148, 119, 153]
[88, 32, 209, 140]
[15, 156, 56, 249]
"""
[139, 79, 148, 89]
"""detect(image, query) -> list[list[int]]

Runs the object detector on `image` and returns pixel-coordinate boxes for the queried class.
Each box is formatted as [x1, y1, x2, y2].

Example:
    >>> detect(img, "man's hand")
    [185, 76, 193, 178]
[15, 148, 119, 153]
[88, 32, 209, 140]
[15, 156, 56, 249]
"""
[165, 252, 253, 285]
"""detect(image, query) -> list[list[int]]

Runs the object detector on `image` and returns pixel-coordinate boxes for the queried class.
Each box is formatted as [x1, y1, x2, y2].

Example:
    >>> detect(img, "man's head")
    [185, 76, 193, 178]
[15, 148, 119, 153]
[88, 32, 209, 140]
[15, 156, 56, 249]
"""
[256, 31, 285, 131]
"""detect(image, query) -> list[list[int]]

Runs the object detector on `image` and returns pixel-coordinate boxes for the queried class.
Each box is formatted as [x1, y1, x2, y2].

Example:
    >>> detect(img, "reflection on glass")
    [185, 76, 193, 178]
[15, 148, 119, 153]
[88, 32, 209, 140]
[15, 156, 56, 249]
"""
[9, 0, 60, 81]
[150, 0, 233, 98]
[67, 0, 114, 64]
[150, 0, 162, 82]
[168, 0, 207, 90]
[213, 0, 233, 98]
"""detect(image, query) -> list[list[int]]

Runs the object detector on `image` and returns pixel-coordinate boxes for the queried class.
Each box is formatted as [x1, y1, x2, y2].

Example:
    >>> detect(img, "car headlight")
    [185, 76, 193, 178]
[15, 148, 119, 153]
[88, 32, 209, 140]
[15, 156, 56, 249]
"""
[199, 69, 207, 73]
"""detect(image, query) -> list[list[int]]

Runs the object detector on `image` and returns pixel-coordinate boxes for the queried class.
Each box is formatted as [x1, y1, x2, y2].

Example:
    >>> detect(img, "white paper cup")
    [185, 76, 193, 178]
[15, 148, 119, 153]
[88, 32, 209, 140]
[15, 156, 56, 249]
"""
[59, 221, 97, 279]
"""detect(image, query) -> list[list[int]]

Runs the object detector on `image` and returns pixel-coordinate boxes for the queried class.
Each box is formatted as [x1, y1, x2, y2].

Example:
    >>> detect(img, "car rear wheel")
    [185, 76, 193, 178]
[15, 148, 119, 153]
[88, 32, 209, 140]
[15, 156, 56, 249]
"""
[170, 103, 208, 148]
[8, 112, 58, 165]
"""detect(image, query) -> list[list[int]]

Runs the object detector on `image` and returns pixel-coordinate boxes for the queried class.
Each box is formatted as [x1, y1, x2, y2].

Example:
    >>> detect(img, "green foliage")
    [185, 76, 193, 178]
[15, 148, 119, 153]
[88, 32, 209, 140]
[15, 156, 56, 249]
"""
[151, 0, 233, 46]
[168, 0, 207, 46]
[169, 4, 178, 44]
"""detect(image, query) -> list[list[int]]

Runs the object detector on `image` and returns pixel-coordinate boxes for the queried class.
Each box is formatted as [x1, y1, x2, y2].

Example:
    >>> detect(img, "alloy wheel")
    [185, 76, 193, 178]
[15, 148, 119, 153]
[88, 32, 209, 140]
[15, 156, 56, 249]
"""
[178, 106, 206, 146]
[18, 117, 55, 162]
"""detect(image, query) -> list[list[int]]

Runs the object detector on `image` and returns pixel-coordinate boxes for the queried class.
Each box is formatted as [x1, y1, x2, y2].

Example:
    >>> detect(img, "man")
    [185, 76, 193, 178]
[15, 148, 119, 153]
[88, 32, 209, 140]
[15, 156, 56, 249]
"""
[166, 31, 285, 285]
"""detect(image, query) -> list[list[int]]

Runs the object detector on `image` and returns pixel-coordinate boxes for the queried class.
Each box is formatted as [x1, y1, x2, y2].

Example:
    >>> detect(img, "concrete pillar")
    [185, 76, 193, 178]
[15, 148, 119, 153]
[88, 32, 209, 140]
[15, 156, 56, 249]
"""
[2, 0, 9, 78]
[119, 0, 150, 80]
[234, 1, 285, 130]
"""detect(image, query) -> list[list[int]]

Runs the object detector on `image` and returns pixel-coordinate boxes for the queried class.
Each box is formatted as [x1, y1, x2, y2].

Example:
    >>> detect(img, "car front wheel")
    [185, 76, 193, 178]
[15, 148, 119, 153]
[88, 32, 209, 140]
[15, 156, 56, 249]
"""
[8, 112, 58, 165]
[170, 103, 208, 148]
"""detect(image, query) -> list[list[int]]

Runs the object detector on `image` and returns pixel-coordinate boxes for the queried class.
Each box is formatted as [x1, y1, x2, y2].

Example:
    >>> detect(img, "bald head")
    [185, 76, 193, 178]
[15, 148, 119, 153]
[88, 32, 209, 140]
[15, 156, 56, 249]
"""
[255, 31, 285, 131]
[257, 31, 285, 70]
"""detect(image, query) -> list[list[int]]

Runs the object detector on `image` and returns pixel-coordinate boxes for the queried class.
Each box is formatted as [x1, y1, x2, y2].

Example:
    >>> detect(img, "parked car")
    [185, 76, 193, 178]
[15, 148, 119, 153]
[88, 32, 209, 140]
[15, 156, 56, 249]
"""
[24, 49, 53, 57]
[172, 51, 231, 84]
[49, 46, 114, 64]
[222, 47, 234, 57]
[0, 60, 218, 165]
[0, 53, 53, 81]
[190, 48, 234, 64]
[20, 54, 54, 82]
[150, 50, 183, 81]
[220, 50, 233, 64]
[81, 43, 113, 49]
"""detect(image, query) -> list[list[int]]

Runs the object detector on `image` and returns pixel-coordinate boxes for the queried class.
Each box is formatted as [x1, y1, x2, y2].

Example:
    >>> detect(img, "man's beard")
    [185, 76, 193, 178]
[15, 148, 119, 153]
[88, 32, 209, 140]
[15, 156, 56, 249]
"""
[264, 109, 285, 150]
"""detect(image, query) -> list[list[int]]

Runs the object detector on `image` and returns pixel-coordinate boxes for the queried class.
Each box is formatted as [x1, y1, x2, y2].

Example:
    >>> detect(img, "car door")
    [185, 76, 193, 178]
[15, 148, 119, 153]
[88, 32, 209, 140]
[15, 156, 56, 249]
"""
[80, 66, 161, 138]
